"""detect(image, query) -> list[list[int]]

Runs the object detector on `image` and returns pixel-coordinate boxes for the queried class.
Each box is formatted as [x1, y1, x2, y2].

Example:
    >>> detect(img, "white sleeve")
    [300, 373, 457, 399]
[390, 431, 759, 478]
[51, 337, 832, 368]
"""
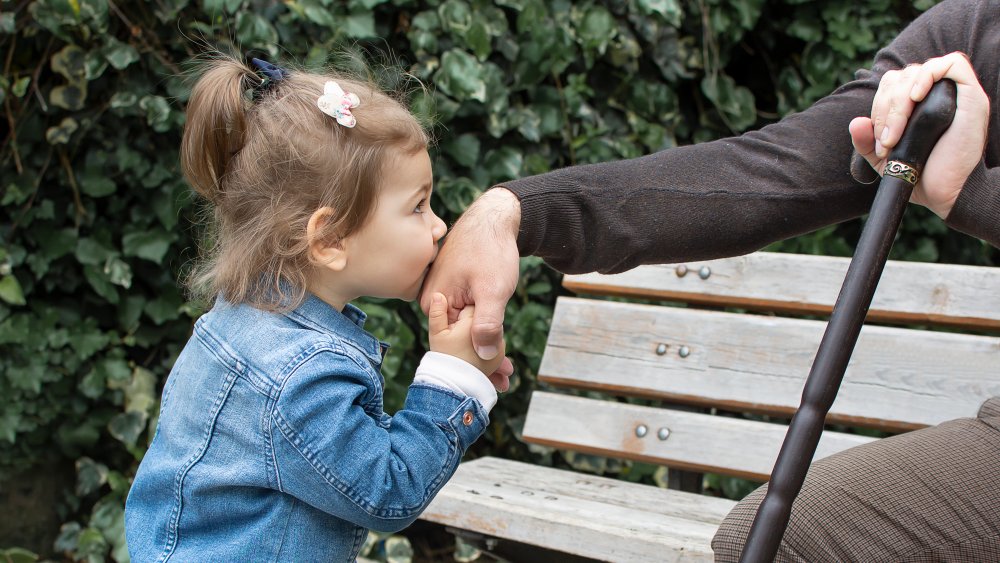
[413, 352, 498, 412]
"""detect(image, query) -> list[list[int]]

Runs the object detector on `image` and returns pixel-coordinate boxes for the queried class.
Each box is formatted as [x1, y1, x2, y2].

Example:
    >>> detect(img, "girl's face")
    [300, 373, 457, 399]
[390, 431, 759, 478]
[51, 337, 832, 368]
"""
[337, 148, 447, 303]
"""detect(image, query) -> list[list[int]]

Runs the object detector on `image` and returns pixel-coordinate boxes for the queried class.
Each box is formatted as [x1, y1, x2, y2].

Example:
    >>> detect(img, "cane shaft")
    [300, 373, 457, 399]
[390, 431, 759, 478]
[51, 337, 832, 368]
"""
[739, 79, 957, 563]
[739, 177, 911, 562]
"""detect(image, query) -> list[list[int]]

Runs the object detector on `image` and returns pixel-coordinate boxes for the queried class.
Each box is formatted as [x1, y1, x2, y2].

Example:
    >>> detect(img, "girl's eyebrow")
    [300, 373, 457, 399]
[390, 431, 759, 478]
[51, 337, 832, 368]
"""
[411, 182, 432, 199]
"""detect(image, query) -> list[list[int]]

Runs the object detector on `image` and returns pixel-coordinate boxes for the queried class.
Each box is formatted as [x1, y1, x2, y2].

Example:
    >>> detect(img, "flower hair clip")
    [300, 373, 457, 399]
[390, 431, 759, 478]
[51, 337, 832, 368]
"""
[317, 81, 360, 128]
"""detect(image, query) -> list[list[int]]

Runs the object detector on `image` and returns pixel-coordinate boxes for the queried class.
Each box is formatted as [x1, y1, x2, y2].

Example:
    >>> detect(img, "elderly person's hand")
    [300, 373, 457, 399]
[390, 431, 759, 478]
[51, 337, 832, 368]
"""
[420, 188, 521, 391]
[849, 51, 990, 219]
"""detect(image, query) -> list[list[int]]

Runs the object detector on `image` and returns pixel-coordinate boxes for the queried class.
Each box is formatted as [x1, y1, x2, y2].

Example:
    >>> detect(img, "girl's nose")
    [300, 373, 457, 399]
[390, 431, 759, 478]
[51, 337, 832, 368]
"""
[431, 212, 447, 242]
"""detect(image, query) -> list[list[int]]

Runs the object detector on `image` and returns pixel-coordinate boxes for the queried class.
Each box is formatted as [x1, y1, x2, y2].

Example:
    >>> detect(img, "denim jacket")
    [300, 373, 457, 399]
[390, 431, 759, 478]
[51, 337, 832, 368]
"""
[125, 295, 489, 562]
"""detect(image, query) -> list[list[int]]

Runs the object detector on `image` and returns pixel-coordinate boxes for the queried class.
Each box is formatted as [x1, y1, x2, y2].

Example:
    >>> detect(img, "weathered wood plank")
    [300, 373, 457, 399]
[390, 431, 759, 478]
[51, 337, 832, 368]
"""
[563, 253, 1000, 330]
[541, 298, 1000, 431]
[522, 392, 875, 481]
[423, 456, 736, 562]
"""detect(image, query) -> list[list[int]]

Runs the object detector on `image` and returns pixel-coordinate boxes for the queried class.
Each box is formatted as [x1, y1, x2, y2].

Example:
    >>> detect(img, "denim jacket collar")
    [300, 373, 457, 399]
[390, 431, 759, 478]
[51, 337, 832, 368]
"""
[284, 294, 388, 365]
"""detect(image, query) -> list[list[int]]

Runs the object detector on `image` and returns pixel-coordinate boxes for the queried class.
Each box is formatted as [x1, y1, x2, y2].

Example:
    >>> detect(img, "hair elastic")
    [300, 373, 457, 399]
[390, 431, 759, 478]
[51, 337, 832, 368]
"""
[249, 57, 287, 100]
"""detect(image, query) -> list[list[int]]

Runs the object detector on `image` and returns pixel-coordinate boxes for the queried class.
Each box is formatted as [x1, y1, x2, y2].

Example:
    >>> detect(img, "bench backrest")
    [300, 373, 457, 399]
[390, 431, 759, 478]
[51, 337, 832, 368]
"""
[524, 252, 1000, 482]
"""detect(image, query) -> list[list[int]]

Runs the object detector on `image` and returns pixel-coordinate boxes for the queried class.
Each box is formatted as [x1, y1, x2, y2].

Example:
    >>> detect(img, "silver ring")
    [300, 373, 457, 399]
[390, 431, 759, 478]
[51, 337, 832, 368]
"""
[884, 161, 919, 185]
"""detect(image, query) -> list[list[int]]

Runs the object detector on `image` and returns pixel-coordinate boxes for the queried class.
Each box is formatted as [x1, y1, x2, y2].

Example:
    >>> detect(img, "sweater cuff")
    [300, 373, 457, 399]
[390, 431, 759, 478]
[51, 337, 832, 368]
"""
[414, 352, 498, 412]
[945, 161, 1000, 248]
[493, 170, 583, 261]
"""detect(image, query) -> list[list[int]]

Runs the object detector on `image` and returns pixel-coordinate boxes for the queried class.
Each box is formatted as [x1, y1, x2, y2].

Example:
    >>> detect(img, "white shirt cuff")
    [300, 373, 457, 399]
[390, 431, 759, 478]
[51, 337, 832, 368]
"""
[414, 352, 498, 412]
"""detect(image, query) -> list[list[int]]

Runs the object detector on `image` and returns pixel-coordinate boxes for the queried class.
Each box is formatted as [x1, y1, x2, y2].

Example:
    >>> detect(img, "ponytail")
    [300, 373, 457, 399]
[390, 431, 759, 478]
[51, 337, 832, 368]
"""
[181, 59, 253, 203]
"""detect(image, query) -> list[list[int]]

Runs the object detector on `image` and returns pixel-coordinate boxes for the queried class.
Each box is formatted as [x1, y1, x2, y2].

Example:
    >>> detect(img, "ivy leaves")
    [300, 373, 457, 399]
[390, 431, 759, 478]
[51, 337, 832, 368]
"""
[2, 0, 983, 561]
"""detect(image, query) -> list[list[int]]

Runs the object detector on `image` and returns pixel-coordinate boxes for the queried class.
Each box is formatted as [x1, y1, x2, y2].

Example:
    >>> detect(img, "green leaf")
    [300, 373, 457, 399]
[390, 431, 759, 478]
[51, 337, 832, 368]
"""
[0, 410, 21, 443]
[108, 411, 145, 446]
[0, 13, 15, 34]
[786, 18, 823, 42]
[453, 536, 482, 563]
[0, 547, 39, 563]
[79, 366, 107, 399]
[442, 133, 480, 168]
[45, 116, 79, 144]
[54, 523, 82, 554]
[139, 95, 173, 132]
[84, 264, 120, 304]
[484, 147, 523, 181]
[5, 363, 47, 393]
[51, 44, 87, 81]
[438, 0, 471, 34]
[637, 0, 683, 26]
[435, 176, 481, 214]
[80, 170, 116, 197]
[76, 238, 116, 266]
[105, 257, 132, 288]
[576, 5, 617, 55]
[465, 20, 491, 60]
[701, 73, 757, 132]
[1, 182, 29, 206]
[50, 81, 87, 111]
[144, 290, 183, 324]
[69, 321, 110, 359]
[76, 457, 110, 496]
[303, 3, 337, 27]
[202, 0, 244, 14]
[122, 229, 174, 264]
[12, 76, 31, 97]
[0, 314, 31, 345]
[344, 11, 375, 38]
[434, 49, 486, 102]
[110, 91, 137, 109]
[125, 367, 157, 415]
[84, 49, 109, 80]
[35, 228, 77, 261]
[117, 294, 145, 331]
[350, 0, 389, 8]
[0, 275, 26, 305]
[384, 535, 414, 563]
[98, 356, 132, 388]
[75, 527, 109, 557]
[103, 37, 139, 70]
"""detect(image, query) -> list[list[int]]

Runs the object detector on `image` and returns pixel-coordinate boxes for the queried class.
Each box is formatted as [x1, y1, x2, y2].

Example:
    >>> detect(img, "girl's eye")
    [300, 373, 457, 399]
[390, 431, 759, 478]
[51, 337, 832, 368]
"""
[413, 198, 426, 214]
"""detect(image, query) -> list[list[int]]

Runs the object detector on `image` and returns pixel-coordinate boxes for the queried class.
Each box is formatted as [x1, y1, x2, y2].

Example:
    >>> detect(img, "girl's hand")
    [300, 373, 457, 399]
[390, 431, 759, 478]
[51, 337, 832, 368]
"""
[849, 52, 990, 219]
[428, 292, 507, 382]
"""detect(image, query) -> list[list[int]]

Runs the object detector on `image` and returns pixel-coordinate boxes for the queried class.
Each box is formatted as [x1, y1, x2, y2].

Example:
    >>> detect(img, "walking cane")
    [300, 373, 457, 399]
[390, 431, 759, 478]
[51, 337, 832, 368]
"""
[739, 79, 958, 563]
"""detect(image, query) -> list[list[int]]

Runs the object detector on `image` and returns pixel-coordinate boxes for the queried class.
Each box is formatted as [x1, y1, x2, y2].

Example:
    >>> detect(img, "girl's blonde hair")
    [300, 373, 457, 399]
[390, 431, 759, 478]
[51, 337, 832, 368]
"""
[181, 54, 428, 311]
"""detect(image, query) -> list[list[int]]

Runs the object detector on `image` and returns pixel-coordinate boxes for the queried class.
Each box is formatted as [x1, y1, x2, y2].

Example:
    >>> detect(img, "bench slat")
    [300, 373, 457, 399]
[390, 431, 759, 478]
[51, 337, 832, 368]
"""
[522, 392, 875, 481]
[564, 253, 1000, 330]
[541, 297, 1000, 431]
[424, 457, 736, 562]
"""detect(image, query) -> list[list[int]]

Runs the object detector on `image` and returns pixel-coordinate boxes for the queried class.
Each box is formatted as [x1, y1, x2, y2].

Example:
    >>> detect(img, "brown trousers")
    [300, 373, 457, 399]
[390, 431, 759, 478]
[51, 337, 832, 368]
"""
[712, 398, 1000, 562]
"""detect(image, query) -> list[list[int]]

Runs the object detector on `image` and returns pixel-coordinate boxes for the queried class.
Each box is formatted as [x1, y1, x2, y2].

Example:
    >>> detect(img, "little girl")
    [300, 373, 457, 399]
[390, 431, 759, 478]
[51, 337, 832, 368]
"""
[124, 55, 504, 562]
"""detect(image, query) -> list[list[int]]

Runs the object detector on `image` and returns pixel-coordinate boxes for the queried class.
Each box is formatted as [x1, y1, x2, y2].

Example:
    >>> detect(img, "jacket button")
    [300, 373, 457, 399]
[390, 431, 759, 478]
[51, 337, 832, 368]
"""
[462, 411, 474, 426]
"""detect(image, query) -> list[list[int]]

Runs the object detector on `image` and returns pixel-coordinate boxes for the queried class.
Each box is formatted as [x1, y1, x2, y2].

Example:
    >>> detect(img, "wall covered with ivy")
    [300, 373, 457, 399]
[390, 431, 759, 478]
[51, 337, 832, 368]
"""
[1, 0, 993, 560]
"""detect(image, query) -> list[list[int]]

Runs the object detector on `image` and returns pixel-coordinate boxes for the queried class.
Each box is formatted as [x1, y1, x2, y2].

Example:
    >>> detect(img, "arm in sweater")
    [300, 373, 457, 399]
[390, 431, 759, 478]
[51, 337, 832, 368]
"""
[503, 0, 1000, 274]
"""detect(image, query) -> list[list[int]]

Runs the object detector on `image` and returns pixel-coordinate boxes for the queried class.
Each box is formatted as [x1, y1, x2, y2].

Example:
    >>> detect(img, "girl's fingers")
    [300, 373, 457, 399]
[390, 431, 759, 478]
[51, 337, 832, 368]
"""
[427, 292, 449, 336]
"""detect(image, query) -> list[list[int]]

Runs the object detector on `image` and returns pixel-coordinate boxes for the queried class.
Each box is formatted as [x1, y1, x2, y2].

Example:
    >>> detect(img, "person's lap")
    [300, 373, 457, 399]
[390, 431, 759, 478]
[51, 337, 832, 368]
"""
[712, 397, 1000, 562]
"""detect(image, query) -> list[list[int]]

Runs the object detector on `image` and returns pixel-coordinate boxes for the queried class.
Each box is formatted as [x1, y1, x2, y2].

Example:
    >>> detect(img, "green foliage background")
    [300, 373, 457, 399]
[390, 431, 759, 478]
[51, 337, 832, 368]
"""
[1, 0, 995, 559]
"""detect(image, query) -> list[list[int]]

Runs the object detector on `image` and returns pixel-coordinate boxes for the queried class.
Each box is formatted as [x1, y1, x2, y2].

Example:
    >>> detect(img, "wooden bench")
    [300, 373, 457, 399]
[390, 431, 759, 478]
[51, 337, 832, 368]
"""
[422, 251, 1000, 562]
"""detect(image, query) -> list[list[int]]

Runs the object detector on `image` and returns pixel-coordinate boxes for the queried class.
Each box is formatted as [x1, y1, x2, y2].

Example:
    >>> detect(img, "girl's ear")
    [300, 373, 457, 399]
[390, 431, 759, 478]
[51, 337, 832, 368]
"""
[307, 207, 347, 271]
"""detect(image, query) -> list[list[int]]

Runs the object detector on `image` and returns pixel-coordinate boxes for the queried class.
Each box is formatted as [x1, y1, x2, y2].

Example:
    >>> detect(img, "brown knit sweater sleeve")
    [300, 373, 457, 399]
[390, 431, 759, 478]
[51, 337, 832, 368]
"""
[501, 0, 1000, 275]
